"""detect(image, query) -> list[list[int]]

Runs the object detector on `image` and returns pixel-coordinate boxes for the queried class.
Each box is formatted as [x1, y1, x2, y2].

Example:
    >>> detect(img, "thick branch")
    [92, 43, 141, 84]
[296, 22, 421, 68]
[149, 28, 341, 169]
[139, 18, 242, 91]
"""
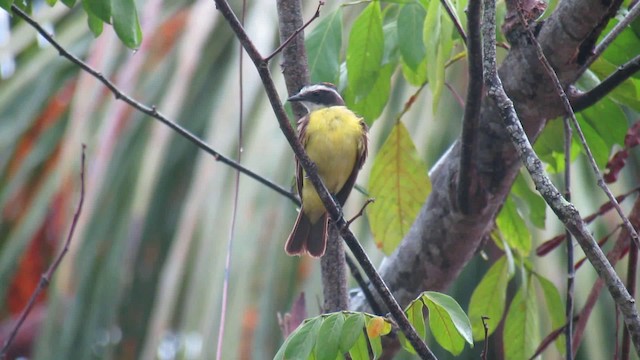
[457, 0, 484, 214]
[482, 0, 640, 352]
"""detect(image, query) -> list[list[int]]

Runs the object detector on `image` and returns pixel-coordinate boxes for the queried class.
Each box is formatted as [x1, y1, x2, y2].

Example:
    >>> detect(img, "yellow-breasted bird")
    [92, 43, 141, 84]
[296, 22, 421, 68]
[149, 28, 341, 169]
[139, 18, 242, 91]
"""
[285, 83, 369, 257]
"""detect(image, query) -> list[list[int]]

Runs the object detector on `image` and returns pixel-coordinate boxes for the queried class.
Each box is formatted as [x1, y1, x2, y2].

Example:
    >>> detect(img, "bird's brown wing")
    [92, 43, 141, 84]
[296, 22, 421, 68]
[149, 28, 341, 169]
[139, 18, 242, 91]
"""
[335, 119, 369, 205]
[295, 115, 309, 198]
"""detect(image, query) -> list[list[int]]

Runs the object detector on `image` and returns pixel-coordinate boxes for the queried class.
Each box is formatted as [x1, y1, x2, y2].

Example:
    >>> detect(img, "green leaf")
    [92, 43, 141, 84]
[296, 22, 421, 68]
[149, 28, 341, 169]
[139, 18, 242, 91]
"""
[284, 317, 323, 359]
[346, 1, 384, 97]
[423, 291, 473, 355]
[578, 96, 626, 151]
[496, 196, 532, 256]
[315, 313, 345, 360]
[86, 10, 104, 37]
[503, 278, 540, 360]
[510, 173, 546, 229]
[424, 0, 454, 113]
[45, 0, 57, 6]
[468, 256, 513, 340]
[344, 63, 394, 125]
[348, 331, 369, 360]
[533, 117, 580, 173]
[401, 57, 428, 86]
[400, 298, 426, 354]
[83, 0, 111, 24]
[575, 113, 610, 169]
[601, 18, 640, 75]
[397, 3, 427, 70]
[307, 8, 343, 84]
[340, 313, 366, 353]
[535, 274, 566, 356]
[61, 0, 77, 7]
[0, 0, 12, 11]
[112, 0, 142, 49]
[369, 335, 383, 359]
[367, 122, 431, 255]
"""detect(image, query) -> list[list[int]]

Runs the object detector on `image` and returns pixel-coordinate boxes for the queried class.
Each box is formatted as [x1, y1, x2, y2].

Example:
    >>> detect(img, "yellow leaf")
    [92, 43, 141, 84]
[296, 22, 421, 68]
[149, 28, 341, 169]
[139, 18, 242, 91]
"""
[367, 122, 431, 255]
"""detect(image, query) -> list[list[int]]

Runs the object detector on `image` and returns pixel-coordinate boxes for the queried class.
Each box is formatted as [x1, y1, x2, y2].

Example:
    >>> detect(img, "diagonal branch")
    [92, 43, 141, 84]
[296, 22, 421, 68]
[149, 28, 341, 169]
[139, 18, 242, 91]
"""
[571, 54, 640, 112]
[582, 1, 640, 70]
[8, 5, 297, 205]
[482, 0, 640, 354]
[0, 144, 86, 358]
[213, 0, 437, 358]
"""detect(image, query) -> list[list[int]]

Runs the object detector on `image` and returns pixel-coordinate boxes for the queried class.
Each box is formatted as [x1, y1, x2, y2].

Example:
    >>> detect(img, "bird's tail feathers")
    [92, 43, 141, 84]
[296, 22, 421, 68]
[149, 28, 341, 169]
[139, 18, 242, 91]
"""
[285, 211, 328, 258]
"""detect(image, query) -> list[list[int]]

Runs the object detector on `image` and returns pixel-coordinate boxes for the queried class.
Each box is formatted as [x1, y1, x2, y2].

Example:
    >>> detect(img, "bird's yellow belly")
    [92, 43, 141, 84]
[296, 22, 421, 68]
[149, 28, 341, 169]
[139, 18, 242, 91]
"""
[301, 107, 363, 221]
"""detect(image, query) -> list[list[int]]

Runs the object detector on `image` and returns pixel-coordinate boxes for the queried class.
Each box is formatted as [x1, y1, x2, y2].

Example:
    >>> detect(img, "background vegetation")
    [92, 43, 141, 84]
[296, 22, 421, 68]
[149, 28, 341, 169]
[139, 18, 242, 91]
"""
[0, 0, 639, 359]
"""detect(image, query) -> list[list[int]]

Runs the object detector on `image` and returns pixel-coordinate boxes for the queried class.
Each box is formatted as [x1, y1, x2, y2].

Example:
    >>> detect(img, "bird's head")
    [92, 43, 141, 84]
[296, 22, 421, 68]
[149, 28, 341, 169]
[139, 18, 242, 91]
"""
[287, 83, 345, 112]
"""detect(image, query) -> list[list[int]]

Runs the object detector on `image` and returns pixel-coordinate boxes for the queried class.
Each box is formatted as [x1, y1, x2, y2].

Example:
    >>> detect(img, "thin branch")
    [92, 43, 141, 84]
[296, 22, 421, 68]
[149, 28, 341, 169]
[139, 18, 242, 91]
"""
[213, 1, 436, 358]
[572, 54, 640, 112]
[483, 0, 640, 353]
[0, 144, 86, 358]
[571, 196, 640, 354]
[536, 186, 640, 256]
[457, 0, 483, 214]
[622, 241, 639, 360]
[563, 116, 575, 360]
[9, 5, 298, 205]
[347, 198, 375, 226]
[480, 316, 490, 360]
[584, 1, 640, 70]
[215, 1, 247, 357]
[266, 1, 324, 62]
[440, 0, 467, 45]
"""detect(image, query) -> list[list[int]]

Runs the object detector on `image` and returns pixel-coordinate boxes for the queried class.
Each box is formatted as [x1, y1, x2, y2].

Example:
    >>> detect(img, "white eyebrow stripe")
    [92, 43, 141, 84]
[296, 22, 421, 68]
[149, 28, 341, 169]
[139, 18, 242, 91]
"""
[299, 84, 341, 98]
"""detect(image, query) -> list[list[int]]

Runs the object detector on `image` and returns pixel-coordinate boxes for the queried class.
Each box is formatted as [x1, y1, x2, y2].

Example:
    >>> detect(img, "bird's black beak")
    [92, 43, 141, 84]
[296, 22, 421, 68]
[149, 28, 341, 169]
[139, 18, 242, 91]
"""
[287, 93, 304, 102]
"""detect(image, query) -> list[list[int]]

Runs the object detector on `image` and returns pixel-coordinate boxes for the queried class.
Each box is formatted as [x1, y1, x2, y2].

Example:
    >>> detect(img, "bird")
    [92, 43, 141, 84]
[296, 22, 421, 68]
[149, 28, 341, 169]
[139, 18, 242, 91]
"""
[285, 83, 368, 257]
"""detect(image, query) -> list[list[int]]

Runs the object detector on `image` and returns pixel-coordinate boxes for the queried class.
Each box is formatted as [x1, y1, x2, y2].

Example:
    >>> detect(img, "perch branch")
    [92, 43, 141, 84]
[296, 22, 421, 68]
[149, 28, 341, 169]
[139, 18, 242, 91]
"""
[213, 0, 436, 357]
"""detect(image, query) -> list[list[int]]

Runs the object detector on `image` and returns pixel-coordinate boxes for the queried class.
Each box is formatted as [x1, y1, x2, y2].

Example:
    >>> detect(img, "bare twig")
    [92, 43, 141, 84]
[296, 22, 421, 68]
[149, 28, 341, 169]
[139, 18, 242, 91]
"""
[9, 5, 297, 205]
[214, 0, 436, 358]
[571, 196, 640, 354]
[457, 0, 483, 214]
[536, 186, 640, 256]
[266, 1, 324, 62]
[215, 1, 247, 357]
[583, 1, 640, 70]
[622, 241, 638, 360]
[347, 198, 375, 226]
[483, 0, 640, 353]
[481, 316, 490, 360]
[0, 144, 86, 358]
